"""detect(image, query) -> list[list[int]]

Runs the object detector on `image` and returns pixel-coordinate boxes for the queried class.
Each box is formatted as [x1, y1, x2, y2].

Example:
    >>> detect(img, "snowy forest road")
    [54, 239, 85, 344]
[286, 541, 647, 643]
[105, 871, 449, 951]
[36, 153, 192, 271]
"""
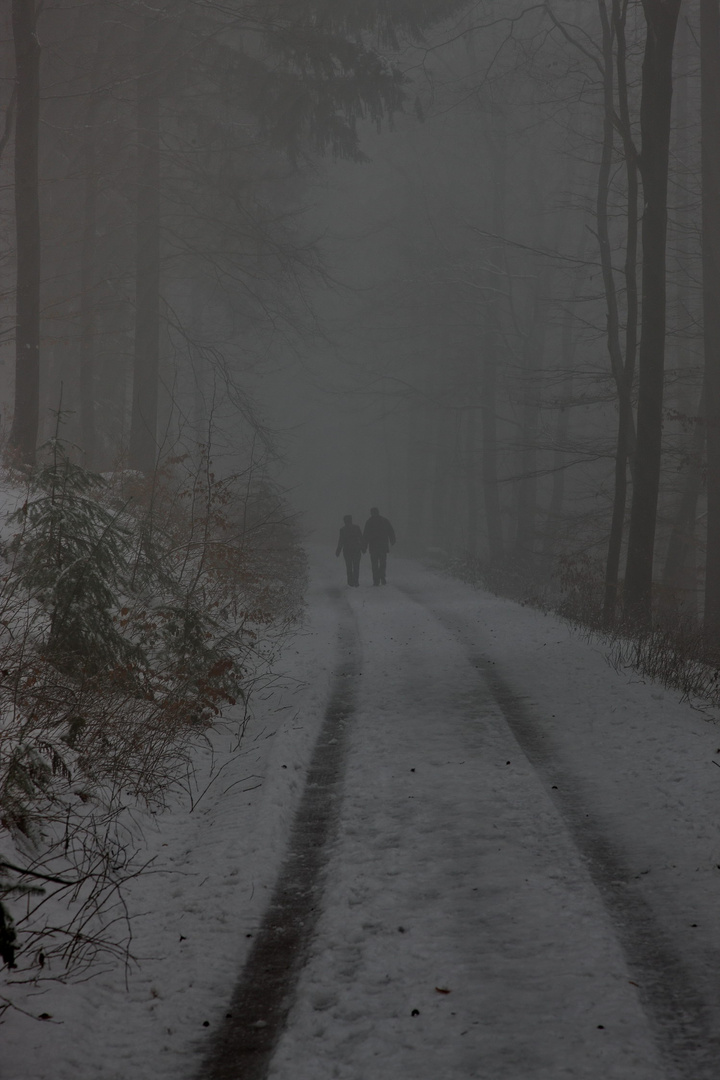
[201, 556, 720, 1080]
[397, 581, 718, 1080]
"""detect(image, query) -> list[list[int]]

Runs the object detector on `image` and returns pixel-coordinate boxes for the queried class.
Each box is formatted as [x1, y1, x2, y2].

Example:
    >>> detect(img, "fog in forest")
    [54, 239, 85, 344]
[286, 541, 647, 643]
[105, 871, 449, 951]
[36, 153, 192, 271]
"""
[9, 0, 720, 1045]
[2, 0, 719, 631]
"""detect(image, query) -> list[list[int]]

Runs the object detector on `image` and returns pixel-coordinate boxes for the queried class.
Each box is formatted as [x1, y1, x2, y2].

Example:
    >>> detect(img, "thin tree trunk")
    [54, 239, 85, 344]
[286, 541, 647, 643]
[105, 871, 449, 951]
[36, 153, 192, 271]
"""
[514, 289, 545, 563]
[465, 403, 479, 557]
[9, 0, 40, 465]
[79, 94, 99, 467]
[430, 405, 452, 551]
[481, 108, 506, 565]
[129, 16, 161, 473]
[543, 303, 575, 555]
[481, 315, 504, 563]
[597, 0, 637, 467]
[662, 392, 704, 620]
[406, 376, 433, 552]
[623, 0, 681, 625]
[702, 0, 720, 640]
[601, 0, 641, 626]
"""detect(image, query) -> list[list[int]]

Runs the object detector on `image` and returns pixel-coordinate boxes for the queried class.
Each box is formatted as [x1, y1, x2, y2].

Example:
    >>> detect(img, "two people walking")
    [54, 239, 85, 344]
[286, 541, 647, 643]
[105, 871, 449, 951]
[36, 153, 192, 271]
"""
[335, 507, 396, 587]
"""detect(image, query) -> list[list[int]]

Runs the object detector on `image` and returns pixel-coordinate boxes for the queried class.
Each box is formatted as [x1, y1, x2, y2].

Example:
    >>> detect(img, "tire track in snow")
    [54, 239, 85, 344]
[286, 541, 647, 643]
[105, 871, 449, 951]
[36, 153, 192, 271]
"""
[198, 589, 358, 1080]
[402, 590, 719, 1080]
[476, 657, 716, 1080]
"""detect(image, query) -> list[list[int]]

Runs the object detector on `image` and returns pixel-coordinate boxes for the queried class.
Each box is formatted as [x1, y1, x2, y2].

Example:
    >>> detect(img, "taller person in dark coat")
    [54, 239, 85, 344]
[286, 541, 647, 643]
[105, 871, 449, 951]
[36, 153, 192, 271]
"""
[335, 515, 363, 586]
[362, 506, 396, 585]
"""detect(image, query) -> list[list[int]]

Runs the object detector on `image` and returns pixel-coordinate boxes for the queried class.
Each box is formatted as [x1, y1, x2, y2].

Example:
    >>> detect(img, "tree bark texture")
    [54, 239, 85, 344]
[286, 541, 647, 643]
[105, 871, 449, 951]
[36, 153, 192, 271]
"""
[623, 0, 681, 625]
[702, 0, 720, 639]
[9, 0, 40, 465]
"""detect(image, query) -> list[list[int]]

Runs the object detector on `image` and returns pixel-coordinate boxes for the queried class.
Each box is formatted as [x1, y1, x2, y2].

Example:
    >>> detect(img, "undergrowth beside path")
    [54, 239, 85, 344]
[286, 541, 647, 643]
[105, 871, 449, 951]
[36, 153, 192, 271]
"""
[440, 550, 720, 716]
[0, 441, 306, 1013]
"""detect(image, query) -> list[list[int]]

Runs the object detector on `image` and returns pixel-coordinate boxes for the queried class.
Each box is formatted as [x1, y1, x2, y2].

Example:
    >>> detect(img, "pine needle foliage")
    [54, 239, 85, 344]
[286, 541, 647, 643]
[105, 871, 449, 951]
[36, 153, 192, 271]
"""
[7, 437, 140, 674]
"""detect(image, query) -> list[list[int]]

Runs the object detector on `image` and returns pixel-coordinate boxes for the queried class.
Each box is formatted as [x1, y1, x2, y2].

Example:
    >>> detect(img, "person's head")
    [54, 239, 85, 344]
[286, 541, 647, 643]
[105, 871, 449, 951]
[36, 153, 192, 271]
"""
[370, 507, 379, 517]
[343, 514, 353, 525]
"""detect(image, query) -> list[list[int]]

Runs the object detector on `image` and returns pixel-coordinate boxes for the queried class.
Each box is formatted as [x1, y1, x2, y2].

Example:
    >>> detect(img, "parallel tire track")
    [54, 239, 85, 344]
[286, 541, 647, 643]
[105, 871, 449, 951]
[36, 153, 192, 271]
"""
[401, 588, 719, 1080]
[198, 593, 358, 1080]
[479, 654, 718, 1080]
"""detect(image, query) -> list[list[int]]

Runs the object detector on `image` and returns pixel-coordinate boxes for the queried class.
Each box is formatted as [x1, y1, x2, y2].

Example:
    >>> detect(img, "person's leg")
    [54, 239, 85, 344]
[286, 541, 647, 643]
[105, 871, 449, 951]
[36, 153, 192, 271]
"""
[370, 549, 380, 584]
[343, 555, 354, 585]
[379, 550, 387, 584]
[351, 552, 360, 586]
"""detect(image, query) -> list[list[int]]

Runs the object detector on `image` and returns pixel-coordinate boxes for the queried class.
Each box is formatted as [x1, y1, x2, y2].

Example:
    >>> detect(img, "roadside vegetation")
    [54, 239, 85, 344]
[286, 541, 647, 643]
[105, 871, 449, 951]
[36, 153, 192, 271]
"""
[441, 549, 720, 717]
[0, 437, 306, 1013]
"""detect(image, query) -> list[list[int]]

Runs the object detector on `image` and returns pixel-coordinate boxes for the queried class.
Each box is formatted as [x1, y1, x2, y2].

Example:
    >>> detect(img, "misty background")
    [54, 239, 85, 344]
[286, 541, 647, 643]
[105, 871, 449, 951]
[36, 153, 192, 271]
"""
[2, 0, 716, 629]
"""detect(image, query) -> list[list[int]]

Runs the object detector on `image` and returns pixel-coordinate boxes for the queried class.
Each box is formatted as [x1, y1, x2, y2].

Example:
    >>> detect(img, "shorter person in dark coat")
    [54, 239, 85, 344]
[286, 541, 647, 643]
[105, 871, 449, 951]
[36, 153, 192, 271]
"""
[362, 506, 396, 585]
[335, 515, 363, 586]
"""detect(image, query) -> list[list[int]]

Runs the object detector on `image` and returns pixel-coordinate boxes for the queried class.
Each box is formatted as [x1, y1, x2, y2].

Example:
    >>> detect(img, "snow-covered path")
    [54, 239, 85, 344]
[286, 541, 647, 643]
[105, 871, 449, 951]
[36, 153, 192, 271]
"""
[262, 566, 708, 1080]
[4, 555, 720, 1079]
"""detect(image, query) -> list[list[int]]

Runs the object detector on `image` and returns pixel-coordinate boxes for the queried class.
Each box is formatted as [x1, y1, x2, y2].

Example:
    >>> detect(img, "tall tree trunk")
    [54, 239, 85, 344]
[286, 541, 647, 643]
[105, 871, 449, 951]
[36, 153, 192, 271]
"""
[430, 405, 452, 551]
[602, 0, 641, 625]
[481, 315, 504, 563]
[406, 369, 434, 552]
[662, 392, 704, 621]
[481, 107, 507, 565]
[79, 95, 99, 467]
[702, 0, 720, 640]
[542, 302, 575, 556]
[9, 0, 40, 465]
[623, 0, 681, 625]
[464, 403, 479, 557]
[129, 16, 161, 473]
[514, 289, 545, 564]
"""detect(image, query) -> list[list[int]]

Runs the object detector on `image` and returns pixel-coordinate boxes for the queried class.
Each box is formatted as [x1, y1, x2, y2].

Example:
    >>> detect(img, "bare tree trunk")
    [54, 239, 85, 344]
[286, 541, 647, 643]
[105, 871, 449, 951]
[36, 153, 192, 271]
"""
[623, 0, 681, 625]
[602, 0, 641, 625]
[404, 400, 423, 550]
[597, 0, 637, 466]
[430, 404, 452, 551]
[464, 402, 479, 557]
[702, 0, 720, 640]
[658, 12, 700, 624]
[662, 392, 704, 620]
[129, 16, 161, 473]
[79, 94, 99, 467]
[514, 289, 545, 564]
[542, 302, 575, 556]
[8, 0, 40, 465]
[481, 108, 507, 565]
[481, 315, 504, 563]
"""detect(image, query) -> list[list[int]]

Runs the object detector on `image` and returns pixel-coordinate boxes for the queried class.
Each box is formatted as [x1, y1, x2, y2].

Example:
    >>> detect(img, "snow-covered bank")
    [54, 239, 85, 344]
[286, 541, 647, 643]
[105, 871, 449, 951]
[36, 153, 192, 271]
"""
[0, 572, 341, 1080]
[3, 552, 720, 1078]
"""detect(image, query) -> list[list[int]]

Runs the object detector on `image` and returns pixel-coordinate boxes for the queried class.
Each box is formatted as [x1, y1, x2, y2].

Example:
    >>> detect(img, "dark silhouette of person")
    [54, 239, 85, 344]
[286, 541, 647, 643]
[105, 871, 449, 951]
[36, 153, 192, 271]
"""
[335, 514, 363, 586]
[362, 506, 396, 585]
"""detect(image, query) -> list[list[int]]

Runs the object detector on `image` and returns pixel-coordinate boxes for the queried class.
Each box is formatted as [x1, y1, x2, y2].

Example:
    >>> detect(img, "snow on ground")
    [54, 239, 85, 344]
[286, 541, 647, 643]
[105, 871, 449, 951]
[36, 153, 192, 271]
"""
[3, 550, 720, 1078]
[0, 571, 342, 1080]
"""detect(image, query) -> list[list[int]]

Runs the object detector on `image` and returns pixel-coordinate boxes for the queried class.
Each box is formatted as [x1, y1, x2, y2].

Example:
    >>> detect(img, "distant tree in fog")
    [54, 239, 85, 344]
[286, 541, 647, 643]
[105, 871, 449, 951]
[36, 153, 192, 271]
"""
[8, 0, 40, 465]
